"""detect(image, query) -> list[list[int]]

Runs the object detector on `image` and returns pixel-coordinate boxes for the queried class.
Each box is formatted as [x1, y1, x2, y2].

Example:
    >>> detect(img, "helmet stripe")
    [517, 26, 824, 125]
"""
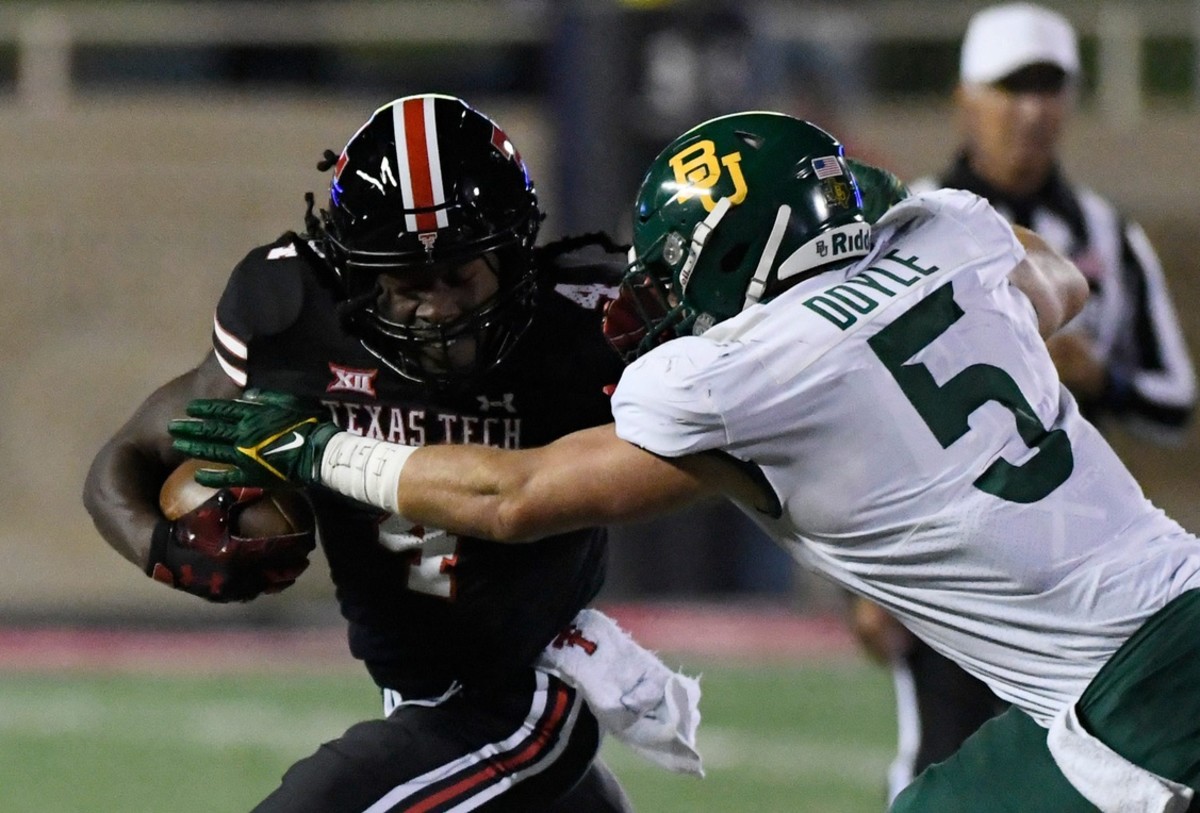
[394, 97, 448, 234]
[422, 99, 448, 229]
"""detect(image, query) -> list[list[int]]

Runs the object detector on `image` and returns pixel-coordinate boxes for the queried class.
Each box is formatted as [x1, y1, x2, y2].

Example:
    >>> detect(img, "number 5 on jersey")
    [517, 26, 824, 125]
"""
[868, 282, 1073, 504]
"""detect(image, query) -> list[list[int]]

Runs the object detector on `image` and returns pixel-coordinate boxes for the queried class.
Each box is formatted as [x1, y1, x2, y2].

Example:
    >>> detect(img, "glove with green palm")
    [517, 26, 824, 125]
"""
[168, 390, 340, 489]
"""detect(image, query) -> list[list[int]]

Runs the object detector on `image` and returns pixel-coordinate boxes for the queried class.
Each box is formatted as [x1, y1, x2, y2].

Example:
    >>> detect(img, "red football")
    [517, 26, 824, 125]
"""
[159, 458, 314, 537]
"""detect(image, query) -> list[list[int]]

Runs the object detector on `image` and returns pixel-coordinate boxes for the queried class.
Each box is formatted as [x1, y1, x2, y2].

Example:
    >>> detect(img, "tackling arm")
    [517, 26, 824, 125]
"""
[395, 424, 729, 542]
[83, 352, 240, 568]
[170, 396, 766, 544]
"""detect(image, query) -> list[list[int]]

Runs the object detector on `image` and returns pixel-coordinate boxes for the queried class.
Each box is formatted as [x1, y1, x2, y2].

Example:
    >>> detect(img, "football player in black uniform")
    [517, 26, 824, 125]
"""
[83, 94, 634, 812]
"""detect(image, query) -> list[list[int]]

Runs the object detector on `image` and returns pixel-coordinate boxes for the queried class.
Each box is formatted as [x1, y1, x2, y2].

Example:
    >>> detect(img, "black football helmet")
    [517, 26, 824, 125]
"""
[316, 94, 543, 385]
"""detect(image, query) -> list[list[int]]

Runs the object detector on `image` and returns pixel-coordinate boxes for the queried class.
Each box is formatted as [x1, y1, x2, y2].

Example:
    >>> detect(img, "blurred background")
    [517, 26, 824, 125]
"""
[2, 0, 1199, 628]
[2, 1, 1199, 809]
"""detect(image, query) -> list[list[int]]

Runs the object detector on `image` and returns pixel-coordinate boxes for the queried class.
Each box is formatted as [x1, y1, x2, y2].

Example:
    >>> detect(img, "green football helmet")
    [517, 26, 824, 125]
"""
[620, 111, 872, 359]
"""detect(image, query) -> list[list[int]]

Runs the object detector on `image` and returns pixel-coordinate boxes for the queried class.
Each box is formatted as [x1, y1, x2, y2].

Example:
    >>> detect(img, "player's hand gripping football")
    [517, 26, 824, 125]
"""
[148, 488, 316, 603]
[168, 390, 341, 488]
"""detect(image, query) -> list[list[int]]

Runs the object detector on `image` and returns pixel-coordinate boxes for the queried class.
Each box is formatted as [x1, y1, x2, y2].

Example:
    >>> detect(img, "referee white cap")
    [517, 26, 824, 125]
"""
[960, 3, 1080, 84]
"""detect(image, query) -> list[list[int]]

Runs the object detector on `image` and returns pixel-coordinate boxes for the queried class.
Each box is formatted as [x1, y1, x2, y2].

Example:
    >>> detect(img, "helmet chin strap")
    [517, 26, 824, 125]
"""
[677, 196, 732, 296]
[743, 204, 794, 310]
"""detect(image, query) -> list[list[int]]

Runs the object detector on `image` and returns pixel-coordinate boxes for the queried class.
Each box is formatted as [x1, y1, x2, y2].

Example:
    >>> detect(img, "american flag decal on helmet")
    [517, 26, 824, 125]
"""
[393, 96, 450, 234]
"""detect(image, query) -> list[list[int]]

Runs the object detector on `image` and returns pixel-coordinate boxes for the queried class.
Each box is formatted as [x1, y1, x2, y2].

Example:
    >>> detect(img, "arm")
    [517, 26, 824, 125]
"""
[395, 424, 732, 542]
[83, 352, 240, 568]
[172, 401, 768, 544]
[1008, 225, 1089, 339]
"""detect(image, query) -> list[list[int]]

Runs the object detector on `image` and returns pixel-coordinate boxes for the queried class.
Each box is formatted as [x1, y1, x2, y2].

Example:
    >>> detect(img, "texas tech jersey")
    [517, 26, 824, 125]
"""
[612, 189, 1200, 724]
[212, 234, 624, 695]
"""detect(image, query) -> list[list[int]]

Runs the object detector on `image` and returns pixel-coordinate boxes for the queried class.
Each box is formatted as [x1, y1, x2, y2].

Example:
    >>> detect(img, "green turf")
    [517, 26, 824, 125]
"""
[0, 657, 896, 812]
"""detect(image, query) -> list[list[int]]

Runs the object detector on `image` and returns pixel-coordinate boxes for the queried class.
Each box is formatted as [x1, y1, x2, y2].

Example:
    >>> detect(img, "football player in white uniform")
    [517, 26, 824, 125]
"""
[171, 111, 1200, 812]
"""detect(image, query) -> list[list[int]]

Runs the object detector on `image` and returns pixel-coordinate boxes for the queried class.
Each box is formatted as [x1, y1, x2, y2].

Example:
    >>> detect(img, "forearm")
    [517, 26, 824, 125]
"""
[83, 438, 170, 567]
[319, 424, 718, 543]
[85, 353, 240, 567]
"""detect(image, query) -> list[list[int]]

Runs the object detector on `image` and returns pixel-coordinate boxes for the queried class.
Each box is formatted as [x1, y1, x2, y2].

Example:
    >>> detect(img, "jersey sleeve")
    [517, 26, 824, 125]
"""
[212, 238, 309, 387]
[903, 189, 1025, 288]
[610, 338, 731, 457]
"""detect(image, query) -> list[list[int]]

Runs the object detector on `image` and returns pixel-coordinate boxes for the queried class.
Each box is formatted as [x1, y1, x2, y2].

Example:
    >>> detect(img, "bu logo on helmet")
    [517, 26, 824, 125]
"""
[668, 140, 748, 213]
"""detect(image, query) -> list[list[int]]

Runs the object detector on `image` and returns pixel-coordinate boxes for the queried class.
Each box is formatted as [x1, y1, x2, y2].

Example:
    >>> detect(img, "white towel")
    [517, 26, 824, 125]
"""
[1047, 703, 1193, 813]
[536, 608, 704, 776]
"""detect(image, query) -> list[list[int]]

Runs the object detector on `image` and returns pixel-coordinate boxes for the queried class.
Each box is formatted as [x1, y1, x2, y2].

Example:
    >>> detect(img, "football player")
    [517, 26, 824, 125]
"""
[853, 5, 1198, 801]
[84, 95, 636, 812]
[175, 111, 1200, 811]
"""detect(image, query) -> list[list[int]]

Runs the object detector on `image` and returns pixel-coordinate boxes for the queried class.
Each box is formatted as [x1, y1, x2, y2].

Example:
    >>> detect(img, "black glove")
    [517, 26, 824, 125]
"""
[147, 488, 316, 603]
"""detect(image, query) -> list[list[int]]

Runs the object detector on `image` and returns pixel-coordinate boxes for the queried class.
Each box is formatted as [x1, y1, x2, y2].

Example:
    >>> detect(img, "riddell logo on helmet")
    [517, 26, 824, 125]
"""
[816, 226, 870, 258]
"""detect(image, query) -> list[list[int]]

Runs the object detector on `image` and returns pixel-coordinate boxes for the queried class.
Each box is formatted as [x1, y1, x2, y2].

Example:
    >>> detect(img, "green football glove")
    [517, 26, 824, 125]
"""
[168, 390, 341, 488]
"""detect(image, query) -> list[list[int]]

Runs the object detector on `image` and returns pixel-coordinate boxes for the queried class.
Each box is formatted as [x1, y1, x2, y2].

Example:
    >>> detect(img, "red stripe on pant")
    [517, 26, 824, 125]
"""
[404, 681, 573, 813]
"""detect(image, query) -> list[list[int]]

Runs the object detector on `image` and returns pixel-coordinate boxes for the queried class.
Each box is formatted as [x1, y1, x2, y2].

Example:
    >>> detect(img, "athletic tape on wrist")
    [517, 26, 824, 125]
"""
[319, 432, 415, 517]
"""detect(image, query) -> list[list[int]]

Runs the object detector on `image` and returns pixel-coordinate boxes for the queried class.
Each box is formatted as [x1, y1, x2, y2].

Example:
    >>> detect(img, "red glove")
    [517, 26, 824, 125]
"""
[147, 488, 315, 603]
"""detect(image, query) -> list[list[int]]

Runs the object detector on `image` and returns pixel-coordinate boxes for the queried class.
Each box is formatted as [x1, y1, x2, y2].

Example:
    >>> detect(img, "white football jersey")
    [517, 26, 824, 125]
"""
[612, 189, 1200, 725]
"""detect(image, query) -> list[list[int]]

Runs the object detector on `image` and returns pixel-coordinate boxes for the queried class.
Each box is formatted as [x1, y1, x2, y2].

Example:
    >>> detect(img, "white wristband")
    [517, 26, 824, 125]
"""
[319, 432, 416, 517]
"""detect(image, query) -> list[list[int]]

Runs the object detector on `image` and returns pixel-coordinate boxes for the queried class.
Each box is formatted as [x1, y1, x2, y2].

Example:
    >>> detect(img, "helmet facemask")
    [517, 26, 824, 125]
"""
[335, 246, 536, 386]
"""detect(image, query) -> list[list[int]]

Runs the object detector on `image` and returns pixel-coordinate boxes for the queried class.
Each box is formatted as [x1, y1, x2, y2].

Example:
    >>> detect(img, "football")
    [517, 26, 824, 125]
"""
[159, 458, 314, 537]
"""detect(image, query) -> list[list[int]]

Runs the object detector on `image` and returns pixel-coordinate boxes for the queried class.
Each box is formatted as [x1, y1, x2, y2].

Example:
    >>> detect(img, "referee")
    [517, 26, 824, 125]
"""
[851, 2, 1198, 805]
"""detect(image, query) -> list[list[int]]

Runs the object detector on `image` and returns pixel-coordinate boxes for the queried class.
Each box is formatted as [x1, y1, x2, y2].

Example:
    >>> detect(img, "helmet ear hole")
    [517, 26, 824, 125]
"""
[720, 242, 750, 274]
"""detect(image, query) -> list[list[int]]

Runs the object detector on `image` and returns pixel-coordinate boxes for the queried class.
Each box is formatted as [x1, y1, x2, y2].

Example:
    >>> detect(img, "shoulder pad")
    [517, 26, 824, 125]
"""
[217, 237, 311, 340]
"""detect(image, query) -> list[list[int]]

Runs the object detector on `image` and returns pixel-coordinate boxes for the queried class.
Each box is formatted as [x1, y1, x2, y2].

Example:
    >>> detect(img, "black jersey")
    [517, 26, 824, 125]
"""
[211, 234, 625, 695]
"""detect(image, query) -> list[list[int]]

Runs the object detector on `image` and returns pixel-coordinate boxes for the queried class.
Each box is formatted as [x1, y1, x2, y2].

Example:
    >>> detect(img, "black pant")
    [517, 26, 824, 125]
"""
[254, 669, 631, 812]
[888, 637, 1009, 801]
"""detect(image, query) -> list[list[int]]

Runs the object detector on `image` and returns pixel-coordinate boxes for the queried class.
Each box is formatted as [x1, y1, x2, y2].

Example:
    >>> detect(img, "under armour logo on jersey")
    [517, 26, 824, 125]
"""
[327, 363, 378, 397]
[267, 244, 298, 260]
[476, 393, 516, 413]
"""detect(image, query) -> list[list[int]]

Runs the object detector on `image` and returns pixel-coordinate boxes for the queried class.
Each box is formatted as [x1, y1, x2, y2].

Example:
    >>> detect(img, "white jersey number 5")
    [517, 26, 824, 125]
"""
[868, 282, 1074, 503]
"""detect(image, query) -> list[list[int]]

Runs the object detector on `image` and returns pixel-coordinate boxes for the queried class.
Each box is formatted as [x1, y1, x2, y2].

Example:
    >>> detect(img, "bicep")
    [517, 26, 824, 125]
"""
[90, 352, 239, 471]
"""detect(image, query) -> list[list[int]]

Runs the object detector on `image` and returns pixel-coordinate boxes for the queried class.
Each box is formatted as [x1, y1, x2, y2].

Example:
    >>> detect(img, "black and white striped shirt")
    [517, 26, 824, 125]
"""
[915, 154, 1195, 442]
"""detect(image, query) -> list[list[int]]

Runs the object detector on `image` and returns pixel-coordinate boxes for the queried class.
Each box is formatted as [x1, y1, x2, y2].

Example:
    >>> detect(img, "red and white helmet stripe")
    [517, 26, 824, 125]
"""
[392, 95, 450, 234]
